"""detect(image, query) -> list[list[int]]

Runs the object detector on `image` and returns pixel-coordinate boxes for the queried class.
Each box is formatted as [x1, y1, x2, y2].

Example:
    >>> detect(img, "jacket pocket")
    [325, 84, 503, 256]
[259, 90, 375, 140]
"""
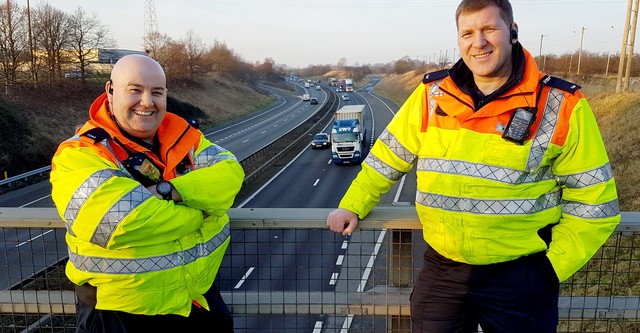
[481, 139, 530, 170]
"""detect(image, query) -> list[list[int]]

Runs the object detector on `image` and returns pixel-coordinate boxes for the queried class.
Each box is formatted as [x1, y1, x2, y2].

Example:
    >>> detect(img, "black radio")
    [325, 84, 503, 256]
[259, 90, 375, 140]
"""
[502, 107, 536, 144]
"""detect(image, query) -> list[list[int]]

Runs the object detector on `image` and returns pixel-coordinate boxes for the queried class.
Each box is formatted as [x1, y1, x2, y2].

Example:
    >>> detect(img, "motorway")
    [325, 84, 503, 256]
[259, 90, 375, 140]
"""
[0, 77, 420, 332]
[218, 77, 419, 331]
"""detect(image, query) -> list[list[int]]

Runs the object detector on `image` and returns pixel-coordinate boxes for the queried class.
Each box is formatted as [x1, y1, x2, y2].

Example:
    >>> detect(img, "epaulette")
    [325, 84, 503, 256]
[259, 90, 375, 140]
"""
[79, 127, 110, 143]
[540, 75, 581, 94]
[423, 69, 449, 84]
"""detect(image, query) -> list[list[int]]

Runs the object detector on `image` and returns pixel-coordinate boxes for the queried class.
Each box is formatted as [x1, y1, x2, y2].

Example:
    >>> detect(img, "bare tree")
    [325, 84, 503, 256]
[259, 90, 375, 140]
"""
[206, 40, 241, 75]
[0, 1, 29, 83]
[163, 40, 188, 77]
[337, 57, 347, 69]
[32, 3, 71, 83]
[394, 56, 413, 74]
[181, 30, 207, 78]
[143, 30, 173, 66]
[255, 57, 275, 79]
[67, 6, 114, 82]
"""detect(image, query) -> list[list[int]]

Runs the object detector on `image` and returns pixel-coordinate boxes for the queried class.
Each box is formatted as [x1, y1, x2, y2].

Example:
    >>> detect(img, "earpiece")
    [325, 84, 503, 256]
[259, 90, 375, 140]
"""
[108, 80, 113, 94]
[510, 29, 518, 44]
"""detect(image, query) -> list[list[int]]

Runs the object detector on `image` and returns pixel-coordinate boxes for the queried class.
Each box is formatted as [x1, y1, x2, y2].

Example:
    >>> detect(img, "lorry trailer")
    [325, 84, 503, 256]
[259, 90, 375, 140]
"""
[331, 105, 366, 165]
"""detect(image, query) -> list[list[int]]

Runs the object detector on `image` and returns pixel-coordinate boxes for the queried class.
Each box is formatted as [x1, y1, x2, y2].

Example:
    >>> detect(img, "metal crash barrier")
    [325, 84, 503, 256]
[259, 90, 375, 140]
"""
[1, 207, 639, 332]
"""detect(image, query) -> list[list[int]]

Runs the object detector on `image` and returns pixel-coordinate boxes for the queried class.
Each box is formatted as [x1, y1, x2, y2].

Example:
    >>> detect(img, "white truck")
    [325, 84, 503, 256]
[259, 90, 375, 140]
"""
[331, 105, 366, 165]
[344, 78, 354, 92]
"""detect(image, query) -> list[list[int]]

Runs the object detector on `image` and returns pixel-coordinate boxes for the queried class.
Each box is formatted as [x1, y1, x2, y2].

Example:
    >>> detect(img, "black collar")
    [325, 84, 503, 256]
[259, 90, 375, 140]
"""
[449, 42, 526, 110]
[113, 121, 161, 157]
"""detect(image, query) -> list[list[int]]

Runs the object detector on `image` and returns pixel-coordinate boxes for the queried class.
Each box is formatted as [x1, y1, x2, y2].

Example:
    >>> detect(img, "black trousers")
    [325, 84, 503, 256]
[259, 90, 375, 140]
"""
[75, 283, 233, 333]
[410, 246, 559, 333]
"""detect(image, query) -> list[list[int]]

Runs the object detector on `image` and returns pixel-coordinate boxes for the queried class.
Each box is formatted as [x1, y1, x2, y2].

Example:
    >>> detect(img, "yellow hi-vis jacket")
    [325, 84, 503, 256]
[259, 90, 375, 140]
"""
[50, 93, 244, 316]
[339, 48, 620, 282]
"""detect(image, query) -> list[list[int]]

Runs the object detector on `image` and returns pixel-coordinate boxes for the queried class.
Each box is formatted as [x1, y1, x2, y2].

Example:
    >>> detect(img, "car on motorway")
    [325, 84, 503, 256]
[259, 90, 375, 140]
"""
[316, 85, 321, 90]
[302, 93, 310, 101]
[64, 70, 82, 78]
[341, 94, 350, 101]
[311, 133, 330, 149]
[310, 98, 318, 105]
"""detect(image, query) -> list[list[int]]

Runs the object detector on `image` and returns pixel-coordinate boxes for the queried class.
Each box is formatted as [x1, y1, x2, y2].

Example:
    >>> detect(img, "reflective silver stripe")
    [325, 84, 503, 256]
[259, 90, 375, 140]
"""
[194, 144, 237, 168]
[558, 163, 614, 188]
[561, 199, 620, 219]
[377, 129, 416, 165]
[364, 154, 405, 181]
[70, 223, 230, 274]
[64, 135, 130, 175]
[428, 81, 443, 120]
[102, 140, 132, 177]
[417, 158, 554, 185]
[416, 190, 561, 214]
[64, 169, 127, 232]
[188, 148, 195, 168]
[527, 88, 563, 171]
[91, 185, 152, 247]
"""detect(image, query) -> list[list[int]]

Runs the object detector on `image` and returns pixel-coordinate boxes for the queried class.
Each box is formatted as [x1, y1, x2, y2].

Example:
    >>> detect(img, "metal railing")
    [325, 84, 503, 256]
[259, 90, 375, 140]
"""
[0, 166, 51, 188]
[1, 207, 639, 332]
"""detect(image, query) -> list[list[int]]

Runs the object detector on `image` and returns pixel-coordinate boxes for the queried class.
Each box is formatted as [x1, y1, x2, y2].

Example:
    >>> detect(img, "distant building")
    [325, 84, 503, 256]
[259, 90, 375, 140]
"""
[35, 48, 147, 64]
[97, 49, 147, 64]
[55, 48, 147, 77]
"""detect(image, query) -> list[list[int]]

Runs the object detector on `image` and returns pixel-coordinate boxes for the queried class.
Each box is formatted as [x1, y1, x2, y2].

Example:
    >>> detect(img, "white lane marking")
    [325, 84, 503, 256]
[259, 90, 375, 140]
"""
[15, 194, 55, 248]
[340, 314, 354, 333]
[329, 272, 339, 285]
[20, 194, 52, 208]
[204, 91, 288, 136]
[242, 139, 250, 143]
[357, 230, 386, 292]
[15, 230, 54, 248]
[234, 267, 255, 289]
[236, 145, 310, 207]
[365, 80, 398, 116]
[327, 159, 332, 164]
[336, 254, 344, 266]
[260, 130, 266, 134]
[393, 175, 407, 203]
[313, 321, 323, 333]
[237, 115, 334, 208]
[313, 179, 320, 186]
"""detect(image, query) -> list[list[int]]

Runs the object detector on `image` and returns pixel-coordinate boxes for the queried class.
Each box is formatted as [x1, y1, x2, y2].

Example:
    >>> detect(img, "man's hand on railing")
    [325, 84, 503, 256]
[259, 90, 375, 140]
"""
[326, 208, 359, 236]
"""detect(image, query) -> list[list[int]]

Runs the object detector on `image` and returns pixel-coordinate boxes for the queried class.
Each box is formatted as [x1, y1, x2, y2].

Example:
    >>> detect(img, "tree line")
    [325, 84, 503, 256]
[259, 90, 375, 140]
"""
[143, 28, 282, 82]
[0, 2, 116, 84]
[389, 50, 634, 79]
[3, 1, 633, 91]
[291, 49, 633, 87]
[0, 2, 283, 86]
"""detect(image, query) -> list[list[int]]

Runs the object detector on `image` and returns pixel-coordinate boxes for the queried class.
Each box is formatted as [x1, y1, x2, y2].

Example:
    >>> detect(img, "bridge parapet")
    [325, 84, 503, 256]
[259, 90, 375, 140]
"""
[1, 207, 639, 332]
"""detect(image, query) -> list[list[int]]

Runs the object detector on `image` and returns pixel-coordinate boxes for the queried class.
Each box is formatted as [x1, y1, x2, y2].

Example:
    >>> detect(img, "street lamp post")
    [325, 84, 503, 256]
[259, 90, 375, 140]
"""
[539, 34, 548, 66]
[606, 25, 614, 76]
[577, 27, 586, 75]
[569, 31, 576, 74]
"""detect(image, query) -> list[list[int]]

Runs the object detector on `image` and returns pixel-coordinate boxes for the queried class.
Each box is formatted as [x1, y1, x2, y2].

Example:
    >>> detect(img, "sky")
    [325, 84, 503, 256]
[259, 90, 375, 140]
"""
[22, 0, 631, 68]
